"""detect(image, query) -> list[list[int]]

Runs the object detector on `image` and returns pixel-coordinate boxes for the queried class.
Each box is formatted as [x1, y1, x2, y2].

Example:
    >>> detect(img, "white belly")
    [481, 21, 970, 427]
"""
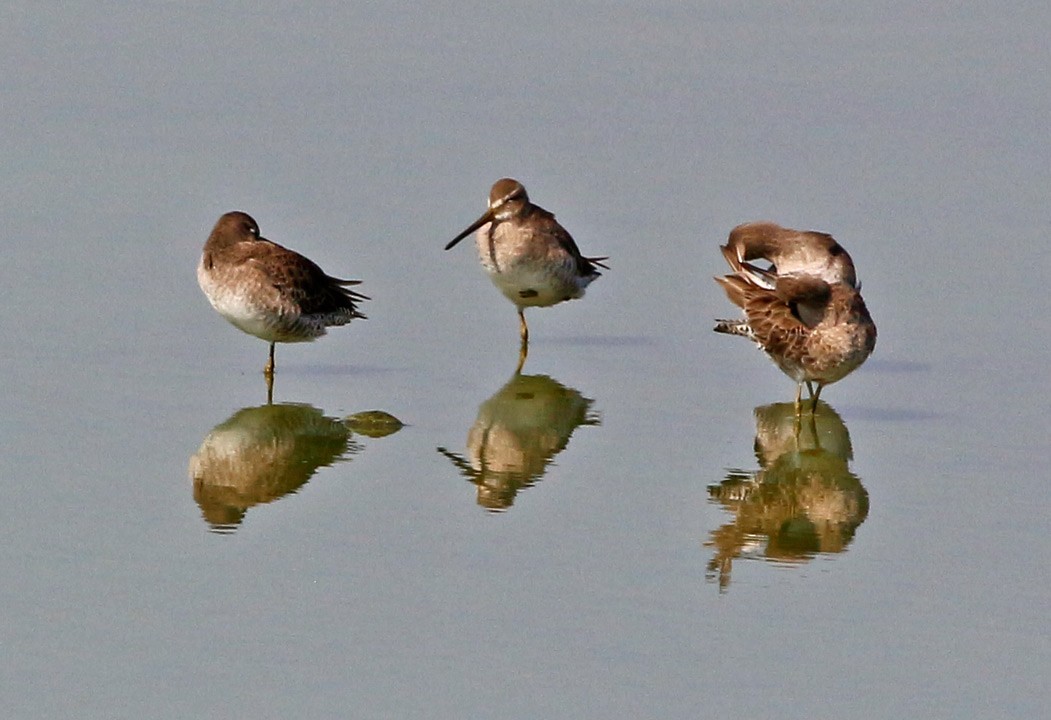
[487, 264, 588, 308]
[198, 261, 319, 343]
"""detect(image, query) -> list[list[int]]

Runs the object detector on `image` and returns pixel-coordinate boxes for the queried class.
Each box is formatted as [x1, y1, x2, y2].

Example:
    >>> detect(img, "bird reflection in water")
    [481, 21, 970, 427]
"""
[438, 374, 599, 511]
[189, 404, 402, 533]
[705, 401, 868, 591]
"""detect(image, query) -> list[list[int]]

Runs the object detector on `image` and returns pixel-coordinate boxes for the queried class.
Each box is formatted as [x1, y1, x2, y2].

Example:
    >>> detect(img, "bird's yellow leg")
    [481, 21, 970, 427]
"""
[518, 309, 529, 345]
[264, 342, 276, 377]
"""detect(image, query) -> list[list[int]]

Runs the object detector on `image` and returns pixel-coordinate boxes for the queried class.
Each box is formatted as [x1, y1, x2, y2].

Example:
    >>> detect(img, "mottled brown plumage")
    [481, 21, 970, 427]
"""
[714, 223, 876, 411]
[198, 211, 366, 376]
[445, 178, 607, 352]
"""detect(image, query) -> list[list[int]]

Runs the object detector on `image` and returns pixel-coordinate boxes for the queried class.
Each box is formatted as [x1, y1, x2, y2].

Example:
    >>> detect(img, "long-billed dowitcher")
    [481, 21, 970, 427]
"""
[714, 222, 876, 412]
[198, 211, 367, 377]
[444, 179, 607, 351]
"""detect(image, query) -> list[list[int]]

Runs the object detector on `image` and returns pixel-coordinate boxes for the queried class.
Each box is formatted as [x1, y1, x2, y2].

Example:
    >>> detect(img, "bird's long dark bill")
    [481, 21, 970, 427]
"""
[445, 210, 493, 250]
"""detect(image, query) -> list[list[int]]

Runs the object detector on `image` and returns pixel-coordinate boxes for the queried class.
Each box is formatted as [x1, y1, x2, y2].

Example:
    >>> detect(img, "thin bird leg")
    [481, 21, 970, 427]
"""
[518, 309, 529, 345]
[265, 371, 274, 405]
[264, 342, 276, 377]
[805, 380, 815, 398]
[794, 382, 803, 415]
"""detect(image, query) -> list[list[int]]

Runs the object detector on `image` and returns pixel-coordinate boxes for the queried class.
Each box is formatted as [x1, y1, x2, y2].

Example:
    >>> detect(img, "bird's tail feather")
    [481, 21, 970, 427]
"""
[713, 319, 754, 339]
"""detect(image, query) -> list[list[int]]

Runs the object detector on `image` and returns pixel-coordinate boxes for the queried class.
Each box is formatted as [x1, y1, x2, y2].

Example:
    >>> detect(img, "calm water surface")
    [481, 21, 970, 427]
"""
[2, 2, 1048, 718]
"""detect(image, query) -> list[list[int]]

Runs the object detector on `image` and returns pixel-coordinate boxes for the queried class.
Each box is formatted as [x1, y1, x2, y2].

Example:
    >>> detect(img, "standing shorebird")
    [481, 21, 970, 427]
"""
[714, 222, 876, 413]
[197, 211, 367, 379]
[444, 178, 607, 361]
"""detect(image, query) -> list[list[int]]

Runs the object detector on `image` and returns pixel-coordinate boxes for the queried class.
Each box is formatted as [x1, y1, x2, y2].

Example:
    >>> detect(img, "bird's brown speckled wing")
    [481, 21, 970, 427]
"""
[245, 240, 367, 318]
[772, 275, 832, 329]
[719, 243, 776, 288]
[717, 273, 832, 350]
[528, 206, 608, 274]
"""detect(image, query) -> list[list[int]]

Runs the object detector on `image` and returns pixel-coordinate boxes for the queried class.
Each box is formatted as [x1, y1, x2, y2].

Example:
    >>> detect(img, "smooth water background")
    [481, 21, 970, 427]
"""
[2, 2, 1049, 718]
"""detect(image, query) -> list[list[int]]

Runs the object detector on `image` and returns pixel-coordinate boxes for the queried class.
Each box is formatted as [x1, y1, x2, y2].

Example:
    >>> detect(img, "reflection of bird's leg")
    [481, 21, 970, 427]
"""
[518, 309, 529, 344]
[811, 383, 824, 413]
[264, 342, 276, 377]
[516, 336, 528, 375]
[516, 308, 529, 374]
[706, 555, 734, 594]
[265, 370, 274, 405]
[807, 409, 823, 449]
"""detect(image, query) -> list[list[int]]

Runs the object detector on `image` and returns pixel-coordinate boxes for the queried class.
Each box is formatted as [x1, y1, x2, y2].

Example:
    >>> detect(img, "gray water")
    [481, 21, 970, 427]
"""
[2, 2, 1049, 718]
